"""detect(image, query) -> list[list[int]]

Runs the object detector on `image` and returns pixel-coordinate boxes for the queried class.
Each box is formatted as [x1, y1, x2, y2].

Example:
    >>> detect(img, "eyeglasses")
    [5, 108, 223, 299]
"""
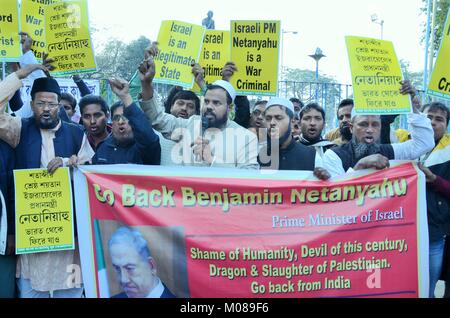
[112, 114, 128, 122]
[35, 102, 60, 109]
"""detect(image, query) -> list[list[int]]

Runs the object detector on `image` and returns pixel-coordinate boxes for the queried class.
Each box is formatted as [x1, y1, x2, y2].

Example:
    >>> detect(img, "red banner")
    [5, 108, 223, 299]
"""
[74, 162, 428, 298]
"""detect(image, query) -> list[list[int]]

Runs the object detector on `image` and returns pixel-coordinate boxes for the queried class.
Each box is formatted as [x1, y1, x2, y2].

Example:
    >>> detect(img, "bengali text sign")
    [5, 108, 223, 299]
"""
[45, 0, 97, 76]
[346, 36, 411, 114]
[14, 168, 75, 254]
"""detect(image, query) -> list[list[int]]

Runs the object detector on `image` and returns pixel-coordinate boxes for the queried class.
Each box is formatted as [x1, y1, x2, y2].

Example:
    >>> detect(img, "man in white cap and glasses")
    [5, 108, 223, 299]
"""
[138, 56, 258, 169]
[259, 97, 330, 180]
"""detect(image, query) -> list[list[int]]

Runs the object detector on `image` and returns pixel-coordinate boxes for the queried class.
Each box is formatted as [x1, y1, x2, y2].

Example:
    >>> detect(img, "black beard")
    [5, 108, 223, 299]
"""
[38, 118, 59, 129]
[205, 112, 227, 129]
[351, 138, 381, 162]
[301, 134, 321, 145]
[339, 125, 352, 141]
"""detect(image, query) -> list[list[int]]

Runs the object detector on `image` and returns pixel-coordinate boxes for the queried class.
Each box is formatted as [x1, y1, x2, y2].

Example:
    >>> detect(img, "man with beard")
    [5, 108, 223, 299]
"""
[258, 98, 330, 180]
[93, 78, 160, 165]
[299, 103, 335, 159]
[0, 76, 95, 298]
[0, 64, 54, 298]
[139, 56, 258, 169]
[321, 81, 434, 178]
[164, 86, 200, 119]
[325, 99, 353, 145]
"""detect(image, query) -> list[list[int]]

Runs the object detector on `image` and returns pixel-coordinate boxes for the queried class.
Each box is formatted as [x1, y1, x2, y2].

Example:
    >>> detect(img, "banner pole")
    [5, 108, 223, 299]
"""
[422, 0, 433, 103]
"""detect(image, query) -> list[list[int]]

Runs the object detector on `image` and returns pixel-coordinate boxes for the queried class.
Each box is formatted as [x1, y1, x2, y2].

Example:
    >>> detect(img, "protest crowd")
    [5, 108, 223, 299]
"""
[1, 1, 450, 299]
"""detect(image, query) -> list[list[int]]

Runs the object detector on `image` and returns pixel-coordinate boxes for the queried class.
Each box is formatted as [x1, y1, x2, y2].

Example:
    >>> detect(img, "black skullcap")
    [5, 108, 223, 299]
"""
[31, 77, 61, 98]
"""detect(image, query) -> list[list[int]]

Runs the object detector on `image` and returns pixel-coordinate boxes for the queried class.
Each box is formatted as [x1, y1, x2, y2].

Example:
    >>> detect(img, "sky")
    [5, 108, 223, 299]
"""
[87, 0, 427, 84]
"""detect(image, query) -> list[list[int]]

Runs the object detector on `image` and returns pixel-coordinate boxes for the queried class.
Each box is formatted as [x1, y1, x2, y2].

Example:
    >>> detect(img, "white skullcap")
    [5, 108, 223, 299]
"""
[266, 97, 295, 116]
[351, 108, 380, 119]
[211, 80, 236, 103]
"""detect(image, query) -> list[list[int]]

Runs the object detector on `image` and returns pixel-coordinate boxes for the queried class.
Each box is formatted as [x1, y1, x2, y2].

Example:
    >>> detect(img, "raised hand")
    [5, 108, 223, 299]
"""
[400, 80, 420, 113]
[145, 41, 159, 59]
[139, 57, 156, 84]
[16, 64, 48, 80]
[221, 62, 237, 82]
[191, 62, 206, 89]
[19, 32, 32, 54]
[109, 77, 133, 106]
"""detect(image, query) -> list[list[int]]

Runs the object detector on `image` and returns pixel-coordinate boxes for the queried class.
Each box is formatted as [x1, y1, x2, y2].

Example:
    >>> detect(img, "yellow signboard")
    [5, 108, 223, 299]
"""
[0, 0, 21, 62]
[14, 168, 75, 254]
[230, 21, 280, 96]
[20, 0, 61, 61]
[428, 9, 450, 100]
[45, 0, 97, 76]
[192, 30, 230, 93]
[346, 36, 411, 114]
[154, 20, 205, 88]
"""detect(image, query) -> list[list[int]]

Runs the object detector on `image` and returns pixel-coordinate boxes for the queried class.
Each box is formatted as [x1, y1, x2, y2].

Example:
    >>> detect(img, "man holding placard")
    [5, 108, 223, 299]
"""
[0, 75, 94, 297]
[321, 81, 434, 177]
[0, 64, 52, 298]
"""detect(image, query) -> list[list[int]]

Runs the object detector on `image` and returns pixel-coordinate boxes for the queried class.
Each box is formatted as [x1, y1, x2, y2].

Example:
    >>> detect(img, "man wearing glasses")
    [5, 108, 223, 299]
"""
[92, 78, 160, 165]
[0, 76, 95, 298]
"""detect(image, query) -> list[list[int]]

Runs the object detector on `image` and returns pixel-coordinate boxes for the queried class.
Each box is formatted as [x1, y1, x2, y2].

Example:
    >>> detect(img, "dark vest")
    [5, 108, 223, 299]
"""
[15, 118, 85, 169]
[331, 142, 394, 172]
[259, 139, 316, 171]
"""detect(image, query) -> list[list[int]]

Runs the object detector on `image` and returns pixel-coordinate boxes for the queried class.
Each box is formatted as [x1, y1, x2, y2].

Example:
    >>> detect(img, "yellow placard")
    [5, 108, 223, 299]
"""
[154, 20, 205, 88]
[20, 0, 61, 61]
[14, 168, 75, 254]
[45, 0, 97, 76]
[192, 30, 230, 93]
[0, 0, 21, 62]
[346, 36, 411, 114]
[230, 21, 280, 96]
[428, 9, 450, 100]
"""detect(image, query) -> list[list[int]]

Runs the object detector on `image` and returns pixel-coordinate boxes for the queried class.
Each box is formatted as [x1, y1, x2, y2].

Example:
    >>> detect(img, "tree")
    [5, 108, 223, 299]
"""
[421, 0, 450, 54]
[281, 68, 346, 130]
[86, 36, 151, 81]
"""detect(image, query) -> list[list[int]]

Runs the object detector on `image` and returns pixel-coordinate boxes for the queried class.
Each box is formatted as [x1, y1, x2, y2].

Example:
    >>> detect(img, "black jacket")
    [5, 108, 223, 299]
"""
[426, 160, 450, 242]
[93, 103, 160, 165]
[331, 142, 394, 172]
[259, 139, 316, 171]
